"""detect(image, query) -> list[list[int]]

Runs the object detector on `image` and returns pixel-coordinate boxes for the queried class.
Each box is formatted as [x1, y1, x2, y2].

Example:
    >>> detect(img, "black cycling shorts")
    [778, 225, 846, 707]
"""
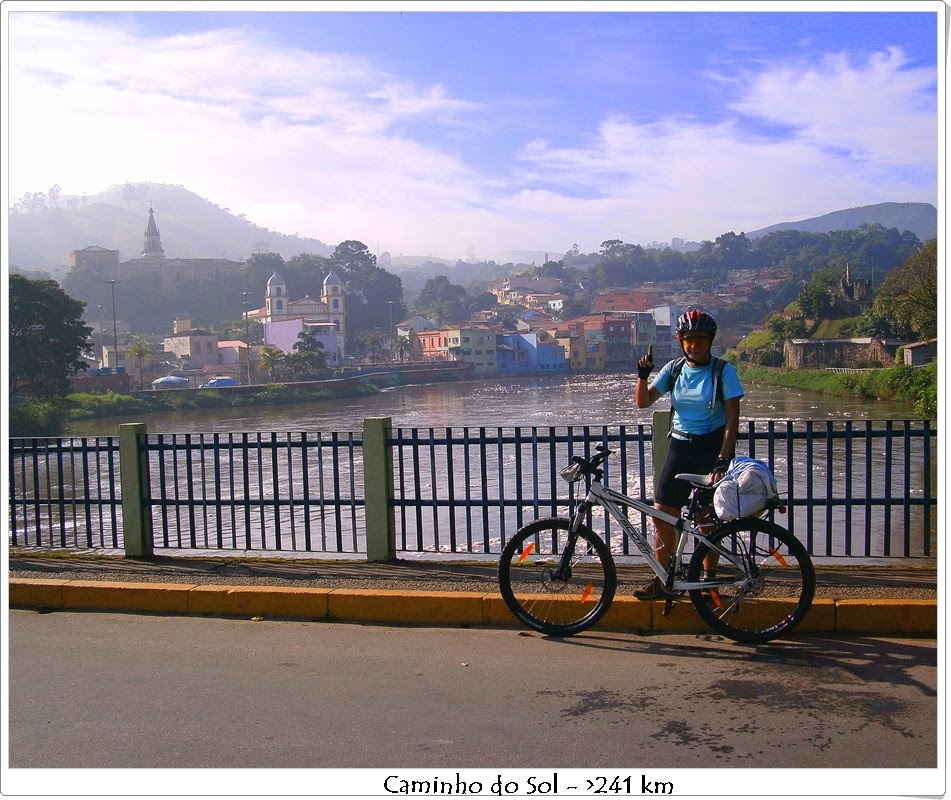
[655, 426, 729, 510]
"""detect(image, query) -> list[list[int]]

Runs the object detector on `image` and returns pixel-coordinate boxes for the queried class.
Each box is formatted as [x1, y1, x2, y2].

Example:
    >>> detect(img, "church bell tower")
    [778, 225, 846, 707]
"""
[141, 205, 165, 260]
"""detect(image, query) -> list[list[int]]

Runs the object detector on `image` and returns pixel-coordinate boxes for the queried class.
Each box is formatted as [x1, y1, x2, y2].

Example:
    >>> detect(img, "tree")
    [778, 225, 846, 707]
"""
[286, 330, 329, 378]
[9, 275, 91, 398]
[393, 336, 412, 363]
[557, 297, 590, 322]
[127, 338, 153, 389]
[257, 345, 285, 381]
[797, 281, 832, 320]
[324, 240, 406, 341]
[243, 252, 287, 296]
[415, 275, 469, 324]
[871, 240, 937, 339]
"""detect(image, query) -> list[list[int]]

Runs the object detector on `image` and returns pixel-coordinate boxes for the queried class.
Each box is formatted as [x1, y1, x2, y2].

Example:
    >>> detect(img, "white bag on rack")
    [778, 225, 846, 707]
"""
[713, 456, 780, 521]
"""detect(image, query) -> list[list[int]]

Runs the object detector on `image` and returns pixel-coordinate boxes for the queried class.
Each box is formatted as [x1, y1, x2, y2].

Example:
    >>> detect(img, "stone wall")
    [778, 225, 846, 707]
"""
[783, 337, 901, 369]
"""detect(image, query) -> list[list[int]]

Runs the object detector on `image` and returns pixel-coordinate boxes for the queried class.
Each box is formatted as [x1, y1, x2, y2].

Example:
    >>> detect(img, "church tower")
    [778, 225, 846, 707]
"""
[141, 206, 165, 260]
[321, 269, 346, 338]
[265, 271, 288, 321]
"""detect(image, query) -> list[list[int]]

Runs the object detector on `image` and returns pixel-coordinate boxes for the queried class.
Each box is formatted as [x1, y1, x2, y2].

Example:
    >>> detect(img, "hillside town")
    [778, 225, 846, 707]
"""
[64, 206, 932, 392]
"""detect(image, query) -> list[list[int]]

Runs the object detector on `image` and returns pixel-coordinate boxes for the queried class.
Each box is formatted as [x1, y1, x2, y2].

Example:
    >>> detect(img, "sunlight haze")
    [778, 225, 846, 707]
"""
[3, 2, 941, 261]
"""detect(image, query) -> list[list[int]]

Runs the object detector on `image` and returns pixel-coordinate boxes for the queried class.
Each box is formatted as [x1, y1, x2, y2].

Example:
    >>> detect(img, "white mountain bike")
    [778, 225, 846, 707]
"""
[498, 445, 815, 644]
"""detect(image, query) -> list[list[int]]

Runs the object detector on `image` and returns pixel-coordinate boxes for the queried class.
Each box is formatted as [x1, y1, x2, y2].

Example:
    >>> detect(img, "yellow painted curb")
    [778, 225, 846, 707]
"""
[327, 588, 486, 625]
[598, 597, 652, 632]
[9, 578, 68, 610]
[7, 579, 938, 636]
[60, 580, 194, 614]
[482, 594, 519, 626]
[836, 599, 937, 635]
[797, 598, 836, 634]
[188, 585, 331, 619]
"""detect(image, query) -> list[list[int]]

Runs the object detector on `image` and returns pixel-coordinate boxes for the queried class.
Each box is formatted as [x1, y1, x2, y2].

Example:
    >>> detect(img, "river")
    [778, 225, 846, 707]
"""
[64, 372, 920, 436]
[44, 374, 932, 560]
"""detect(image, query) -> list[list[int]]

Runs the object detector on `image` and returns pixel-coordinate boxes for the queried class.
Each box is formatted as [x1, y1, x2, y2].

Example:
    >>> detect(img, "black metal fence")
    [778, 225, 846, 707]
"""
[8, 417, 937, 560]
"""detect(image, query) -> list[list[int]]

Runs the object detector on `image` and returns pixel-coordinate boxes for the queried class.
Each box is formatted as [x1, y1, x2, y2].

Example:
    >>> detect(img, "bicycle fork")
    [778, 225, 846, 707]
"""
[552, 501, 595, 582]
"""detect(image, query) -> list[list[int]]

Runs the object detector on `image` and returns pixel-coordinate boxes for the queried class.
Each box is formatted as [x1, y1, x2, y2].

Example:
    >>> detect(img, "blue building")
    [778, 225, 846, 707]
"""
[496, 332, 568, 375]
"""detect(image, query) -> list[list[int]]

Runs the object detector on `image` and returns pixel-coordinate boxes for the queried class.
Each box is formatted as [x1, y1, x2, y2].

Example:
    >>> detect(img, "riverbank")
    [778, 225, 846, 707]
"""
[10, 363, 473, 436]
[9, 382, 385, 436]
[734, 361, 936, 418]
[12, 358, 934, 438]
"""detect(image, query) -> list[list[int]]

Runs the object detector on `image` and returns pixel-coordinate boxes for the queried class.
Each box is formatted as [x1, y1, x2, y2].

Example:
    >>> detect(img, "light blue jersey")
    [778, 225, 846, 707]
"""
[650, 358, 744, 435]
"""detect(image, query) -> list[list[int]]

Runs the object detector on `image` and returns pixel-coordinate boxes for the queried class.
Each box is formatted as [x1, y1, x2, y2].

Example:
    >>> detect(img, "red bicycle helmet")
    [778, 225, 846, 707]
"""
[676, 309, 717, 339]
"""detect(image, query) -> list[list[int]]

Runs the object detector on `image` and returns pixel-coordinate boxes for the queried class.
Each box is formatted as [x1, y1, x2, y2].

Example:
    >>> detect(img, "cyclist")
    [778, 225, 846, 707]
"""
[633, 309, 744, 599]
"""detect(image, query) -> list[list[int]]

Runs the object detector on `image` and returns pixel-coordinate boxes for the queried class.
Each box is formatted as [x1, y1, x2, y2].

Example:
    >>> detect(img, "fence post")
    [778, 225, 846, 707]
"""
[118, 422, 153, 558]
[651, 410, 671, 497]
[363, 417, 396, 562]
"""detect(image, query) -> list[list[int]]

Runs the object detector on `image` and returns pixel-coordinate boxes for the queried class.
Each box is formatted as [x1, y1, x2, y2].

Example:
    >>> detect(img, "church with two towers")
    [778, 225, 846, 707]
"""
[249, 268, 348, 366]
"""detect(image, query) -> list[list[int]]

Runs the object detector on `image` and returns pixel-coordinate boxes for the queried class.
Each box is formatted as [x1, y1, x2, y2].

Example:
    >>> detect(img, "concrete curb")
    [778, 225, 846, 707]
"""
[9, 578, 938, 636]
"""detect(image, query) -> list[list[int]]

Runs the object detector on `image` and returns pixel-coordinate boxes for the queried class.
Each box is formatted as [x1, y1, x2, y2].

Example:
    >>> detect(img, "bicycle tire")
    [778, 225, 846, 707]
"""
[687, 518, 815, 643]
[498, 517, 617, 636]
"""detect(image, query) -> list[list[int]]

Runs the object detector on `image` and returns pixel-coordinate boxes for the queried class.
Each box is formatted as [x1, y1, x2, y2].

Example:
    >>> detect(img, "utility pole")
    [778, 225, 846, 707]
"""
[242, 292, 252, 385]
[97, 304, 104, 363]
[387, 301, 395, 362]
[105, 279, 120, 369]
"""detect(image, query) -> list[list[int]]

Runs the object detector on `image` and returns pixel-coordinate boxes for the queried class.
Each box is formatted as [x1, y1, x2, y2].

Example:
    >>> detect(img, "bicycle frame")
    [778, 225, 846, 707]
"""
[569, 476, 751, 594]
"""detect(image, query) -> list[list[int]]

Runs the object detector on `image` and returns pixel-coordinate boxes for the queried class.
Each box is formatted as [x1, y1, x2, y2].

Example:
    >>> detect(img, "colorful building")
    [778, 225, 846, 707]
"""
[496, 332, 567, 375]
[446, 326, 499, 376]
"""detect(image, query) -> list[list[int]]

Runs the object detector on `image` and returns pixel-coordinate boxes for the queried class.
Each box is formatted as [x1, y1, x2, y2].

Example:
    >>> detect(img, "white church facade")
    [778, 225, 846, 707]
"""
[248, 269, 348, 366]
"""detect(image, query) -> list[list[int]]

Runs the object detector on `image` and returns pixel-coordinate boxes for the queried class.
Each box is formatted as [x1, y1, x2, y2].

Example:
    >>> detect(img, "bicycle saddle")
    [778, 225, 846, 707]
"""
[675, 472, 718, 487]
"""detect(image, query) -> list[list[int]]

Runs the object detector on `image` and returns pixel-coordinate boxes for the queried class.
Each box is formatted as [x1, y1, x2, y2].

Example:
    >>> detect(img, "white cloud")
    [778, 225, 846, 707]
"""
[6, 12, 488, 253]
[5, 13, 938, 260]
[728, 47, 936, 167]
[511, 47, 936, 247]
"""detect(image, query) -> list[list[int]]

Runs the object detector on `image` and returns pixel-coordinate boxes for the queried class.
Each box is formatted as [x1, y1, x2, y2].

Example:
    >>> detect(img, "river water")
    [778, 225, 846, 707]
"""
[64, 372, 920, 436]
[55, 374, 932, 561]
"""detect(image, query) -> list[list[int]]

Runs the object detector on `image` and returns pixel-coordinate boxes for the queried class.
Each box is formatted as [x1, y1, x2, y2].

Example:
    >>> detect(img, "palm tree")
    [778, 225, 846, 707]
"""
[393, 335, 412, 363]
[257, 345, 285, 382]
[127, 337, 152, 389]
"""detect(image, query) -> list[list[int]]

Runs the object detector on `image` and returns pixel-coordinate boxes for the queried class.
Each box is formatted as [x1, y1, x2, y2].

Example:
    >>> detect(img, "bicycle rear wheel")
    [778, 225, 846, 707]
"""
[687, 518, 815, 644]
[498, 517, 616, 636]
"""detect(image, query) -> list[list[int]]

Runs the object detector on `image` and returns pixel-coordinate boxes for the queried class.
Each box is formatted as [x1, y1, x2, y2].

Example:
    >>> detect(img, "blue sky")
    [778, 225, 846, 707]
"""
[3, 3, 942, 261]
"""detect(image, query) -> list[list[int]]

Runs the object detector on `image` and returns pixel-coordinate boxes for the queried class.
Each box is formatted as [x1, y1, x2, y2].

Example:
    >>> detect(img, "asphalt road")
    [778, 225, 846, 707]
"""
[7, 610, 939, 795]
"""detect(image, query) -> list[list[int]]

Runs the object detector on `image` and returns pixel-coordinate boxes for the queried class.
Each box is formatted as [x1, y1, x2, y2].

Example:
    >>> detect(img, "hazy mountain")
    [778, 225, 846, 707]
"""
[9, 181, 936, 280]
[745, 202, 936, 242]
[9, 182, 332, 277]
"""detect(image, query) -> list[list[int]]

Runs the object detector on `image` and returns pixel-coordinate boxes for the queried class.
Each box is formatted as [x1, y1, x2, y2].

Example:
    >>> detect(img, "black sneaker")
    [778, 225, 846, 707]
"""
[634, 576, 666, 600]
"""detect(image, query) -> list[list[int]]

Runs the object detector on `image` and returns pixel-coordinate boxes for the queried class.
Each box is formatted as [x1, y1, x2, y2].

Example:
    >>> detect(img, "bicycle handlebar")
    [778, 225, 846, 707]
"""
[568, 445, 614, 478]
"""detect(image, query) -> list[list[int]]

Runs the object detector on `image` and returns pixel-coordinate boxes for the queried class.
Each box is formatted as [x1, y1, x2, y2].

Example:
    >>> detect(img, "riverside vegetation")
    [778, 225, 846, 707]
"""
[10, 380, 388, 437]
[733, 360, 936, 419]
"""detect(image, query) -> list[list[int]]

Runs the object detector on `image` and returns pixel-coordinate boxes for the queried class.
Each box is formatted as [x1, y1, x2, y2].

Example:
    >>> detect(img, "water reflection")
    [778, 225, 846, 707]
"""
[65, 373, 920, 437]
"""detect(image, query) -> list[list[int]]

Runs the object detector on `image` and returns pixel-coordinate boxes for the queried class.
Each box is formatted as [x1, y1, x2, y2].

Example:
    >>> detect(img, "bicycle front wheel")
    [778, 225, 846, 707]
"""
[498, 517, 616, 636]
[687, 518, 815, 644]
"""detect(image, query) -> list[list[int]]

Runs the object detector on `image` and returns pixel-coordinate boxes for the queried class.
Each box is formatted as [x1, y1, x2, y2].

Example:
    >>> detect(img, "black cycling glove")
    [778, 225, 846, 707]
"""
[637, 364, 653, 379]
[713, 456, 731, 473]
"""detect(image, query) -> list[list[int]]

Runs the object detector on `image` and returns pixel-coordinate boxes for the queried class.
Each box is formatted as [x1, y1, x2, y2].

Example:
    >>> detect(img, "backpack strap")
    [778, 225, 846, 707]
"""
[709, 356, 725, 410]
